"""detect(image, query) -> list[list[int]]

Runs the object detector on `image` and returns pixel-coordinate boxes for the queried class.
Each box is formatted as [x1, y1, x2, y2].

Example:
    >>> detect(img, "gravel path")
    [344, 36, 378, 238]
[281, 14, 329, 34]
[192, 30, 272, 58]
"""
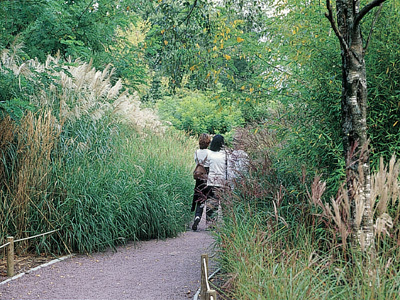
[0, 220, 216, 300]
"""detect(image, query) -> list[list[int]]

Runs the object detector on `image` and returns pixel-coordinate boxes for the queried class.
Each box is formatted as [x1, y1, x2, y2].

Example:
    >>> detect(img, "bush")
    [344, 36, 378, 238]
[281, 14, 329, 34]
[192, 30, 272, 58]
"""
[156, 89, 244, 135]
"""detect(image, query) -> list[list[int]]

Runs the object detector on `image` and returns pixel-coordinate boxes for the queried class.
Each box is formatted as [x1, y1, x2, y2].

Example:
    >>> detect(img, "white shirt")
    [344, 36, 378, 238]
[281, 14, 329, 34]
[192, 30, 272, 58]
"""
[194, 149, 210, 167]
[207, 150, 228, 187]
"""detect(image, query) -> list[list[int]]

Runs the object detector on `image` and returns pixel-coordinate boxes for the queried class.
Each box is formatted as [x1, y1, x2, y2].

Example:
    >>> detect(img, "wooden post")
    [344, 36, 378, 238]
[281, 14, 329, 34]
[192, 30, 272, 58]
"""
[7, 236, 14, 277]
[207, 289, 217, 300]
[200, 254, 209, 300]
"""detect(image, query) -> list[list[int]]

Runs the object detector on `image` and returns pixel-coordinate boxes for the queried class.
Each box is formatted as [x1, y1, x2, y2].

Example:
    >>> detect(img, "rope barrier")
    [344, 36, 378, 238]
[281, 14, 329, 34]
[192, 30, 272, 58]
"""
[0, 242, 10, 250]
[13, 229, 59, 243]
[0, 229, 60, 278]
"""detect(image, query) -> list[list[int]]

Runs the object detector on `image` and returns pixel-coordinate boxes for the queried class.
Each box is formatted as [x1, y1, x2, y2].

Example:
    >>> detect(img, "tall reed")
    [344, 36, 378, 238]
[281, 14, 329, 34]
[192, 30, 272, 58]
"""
[0, 111, 61, 251]
[215, 126, 400, 299]
[217, 202, 400, 299]
[1, 47, 196, 254]
[55, 124, 195, 253]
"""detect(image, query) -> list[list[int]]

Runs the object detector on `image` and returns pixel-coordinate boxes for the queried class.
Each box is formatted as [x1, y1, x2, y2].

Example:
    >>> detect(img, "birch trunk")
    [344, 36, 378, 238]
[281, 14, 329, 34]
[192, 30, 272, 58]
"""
[326, 0, 388, 256]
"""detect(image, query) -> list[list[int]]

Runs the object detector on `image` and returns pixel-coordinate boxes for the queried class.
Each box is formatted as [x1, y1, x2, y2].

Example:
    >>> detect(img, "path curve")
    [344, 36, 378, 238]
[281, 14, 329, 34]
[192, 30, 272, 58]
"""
[0, 222, 215, 300]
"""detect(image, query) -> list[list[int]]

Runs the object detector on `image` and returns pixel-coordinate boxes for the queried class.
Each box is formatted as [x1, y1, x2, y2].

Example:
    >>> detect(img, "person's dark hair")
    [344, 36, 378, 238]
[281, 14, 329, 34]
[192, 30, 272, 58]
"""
[209, 134, 225, 152]
[198, 133, 211, 149]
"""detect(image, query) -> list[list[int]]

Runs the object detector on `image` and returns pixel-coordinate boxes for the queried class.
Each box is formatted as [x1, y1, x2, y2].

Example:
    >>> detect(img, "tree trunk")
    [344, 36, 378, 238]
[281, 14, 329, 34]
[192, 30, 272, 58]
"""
[325, 0, 388, 256]
[338, 0, 374, 254]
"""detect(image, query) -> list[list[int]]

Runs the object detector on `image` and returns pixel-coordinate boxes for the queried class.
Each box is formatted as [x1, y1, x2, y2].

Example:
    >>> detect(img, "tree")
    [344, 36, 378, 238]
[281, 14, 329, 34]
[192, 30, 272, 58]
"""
[0, 0, 148, 92]
[325, 0, 388, 254]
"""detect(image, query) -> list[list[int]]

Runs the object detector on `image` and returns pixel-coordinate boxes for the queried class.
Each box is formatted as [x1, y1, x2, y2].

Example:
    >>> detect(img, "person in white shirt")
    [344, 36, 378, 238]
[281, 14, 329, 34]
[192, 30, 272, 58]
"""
[191, 133, 211, 231]
[205, 134, 228, 225]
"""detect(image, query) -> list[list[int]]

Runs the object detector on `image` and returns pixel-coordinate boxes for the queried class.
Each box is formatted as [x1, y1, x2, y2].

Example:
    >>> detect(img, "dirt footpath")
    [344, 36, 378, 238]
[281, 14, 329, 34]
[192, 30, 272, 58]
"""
[0, 223, 216, 300]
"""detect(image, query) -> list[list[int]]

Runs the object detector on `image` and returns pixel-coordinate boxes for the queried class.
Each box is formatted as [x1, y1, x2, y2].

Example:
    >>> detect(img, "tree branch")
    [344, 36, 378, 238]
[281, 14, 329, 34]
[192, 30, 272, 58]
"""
[184, 0, 198, 26]
[355, 0, 387, 27]
[325, 0, 349, 53]
[78, 0, 95, 22]
[364, 3, 383, 53]
[163, 0, 199, 34]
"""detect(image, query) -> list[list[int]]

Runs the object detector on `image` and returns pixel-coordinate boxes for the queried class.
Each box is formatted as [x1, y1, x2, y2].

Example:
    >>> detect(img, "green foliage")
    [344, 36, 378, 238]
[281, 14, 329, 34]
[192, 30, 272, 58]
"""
[140, 0, 215, 92]
[0, 47, 55, 120]
[0, 54, 195, 254]
[0, 98, 34, 121]
[216, 200, 400, 300]
[364, 3, 400, 163]
[1, 115, 194, 254]
[216, 142, 400, 299]
[52, 121, 194, 253]
[156, 89, 244, 135]
[0, 0, 147, 91]
[210, 1, 400, 294]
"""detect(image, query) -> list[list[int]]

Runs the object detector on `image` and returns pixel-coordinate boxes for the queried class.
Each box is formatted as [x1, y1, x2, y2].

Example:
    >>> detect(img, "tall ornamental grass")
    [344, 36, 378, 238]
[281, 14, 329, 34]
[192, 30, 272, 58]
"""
[215, 126, 400, 300]
[56, 122, 195, 253]
[216, 202, 400, 300]
[1, 48, 196, 254]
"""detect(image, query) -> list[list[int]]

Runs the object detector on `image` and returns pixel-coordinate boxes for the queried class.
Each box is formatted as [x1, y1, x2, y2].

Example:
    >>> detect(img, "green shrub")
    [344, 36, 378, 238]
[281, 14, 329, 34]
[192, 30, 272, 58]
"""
[156, 89, 244, 135]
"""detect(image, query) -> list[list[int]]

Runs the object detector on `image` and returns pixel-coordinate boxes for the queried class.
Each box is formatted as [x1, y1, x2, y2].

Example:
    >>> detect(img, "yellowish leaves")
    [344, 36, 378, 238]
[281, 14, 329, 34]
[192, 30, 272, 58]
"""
[249, 87, 254, 93]
[161, 29, 165, 34]
[237, 37, 244, 43]
[164, 40, 168, 46]
[213, 46, 218, 51]
[394, 121, 398, 127]
[232, 19, 245, 28]
[190, 65, 196, 71]
[224, 54, 231, 60]
[240, 85, 245, 90]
